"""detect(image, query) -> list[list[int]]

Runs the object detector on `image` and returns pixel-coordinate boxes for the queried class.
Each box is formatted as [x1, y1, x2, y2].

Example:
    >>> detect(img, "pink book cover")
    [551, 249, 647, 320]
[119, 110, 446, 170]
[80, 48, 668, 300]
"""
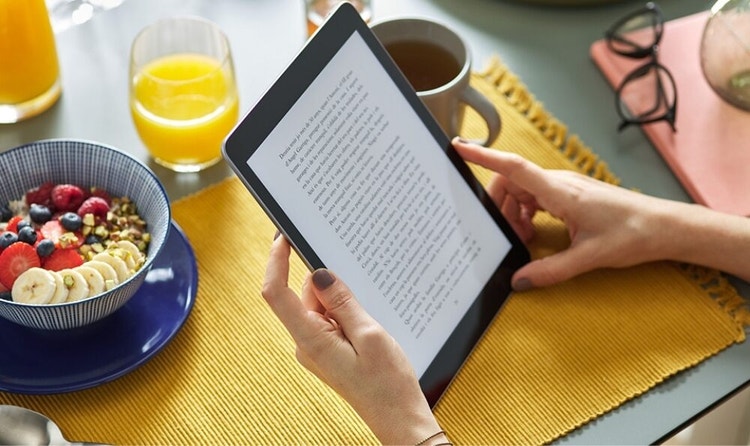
[590, 11, 750, 216]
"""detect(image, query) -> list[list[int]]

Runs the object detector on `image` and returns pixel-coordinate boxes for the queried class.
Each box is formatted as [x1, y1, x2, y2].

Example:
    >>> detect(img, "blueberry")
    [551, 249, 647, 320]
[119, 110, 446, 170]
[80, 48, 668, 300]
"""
[0, 291, 11, 302]
[29, 203, 52, 224]
[16, 220, 31, 231]
[60, 212, 82, 231]
[0, 231, 17, 249]
[85, 234, 102, 245]
[17, 226, 37, 245]
[0, 203, 11, 222]
[36, 239, 55, 257]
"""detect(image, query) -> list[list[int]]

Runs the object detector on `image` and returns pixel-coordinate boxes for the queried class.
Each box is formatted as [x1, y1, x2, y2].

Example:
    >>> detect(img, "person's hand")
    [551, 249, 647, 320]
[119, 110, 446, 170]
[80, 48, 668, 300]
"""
[453, 137, 688, 290]
[263, 234, 446, 445]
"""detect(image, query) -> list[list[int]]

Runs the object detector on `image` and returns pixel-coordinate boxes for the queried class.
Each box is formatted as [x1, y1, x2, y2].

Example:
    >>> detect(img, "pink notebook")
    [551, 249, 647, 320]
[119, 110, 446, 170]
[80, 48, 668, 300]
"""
[590, 11, 750, 216]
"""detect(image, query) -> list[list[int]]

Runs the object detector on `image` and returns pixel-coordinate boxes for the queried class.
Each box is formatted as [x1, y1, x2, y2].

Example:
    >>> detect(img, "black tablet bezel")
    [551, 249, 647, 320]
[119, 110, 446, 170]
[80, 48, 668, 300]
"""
[223, 2, 530, 408]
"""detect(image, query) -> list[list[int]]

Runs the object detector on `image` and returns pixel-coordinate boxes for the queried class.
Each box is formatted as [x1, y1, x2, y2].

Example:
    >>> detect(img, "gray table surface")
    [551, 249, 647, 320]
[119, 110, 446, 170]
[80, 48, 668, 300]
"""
[2, 0, 748, 443]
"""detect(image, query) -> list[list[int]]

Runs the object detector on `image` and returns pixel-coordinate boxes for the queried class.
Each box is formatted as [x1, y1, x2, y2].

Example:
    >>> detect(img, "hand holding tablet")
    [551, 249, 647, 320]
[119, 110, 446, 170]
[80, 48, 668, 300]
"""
[223, 2, 529, 407]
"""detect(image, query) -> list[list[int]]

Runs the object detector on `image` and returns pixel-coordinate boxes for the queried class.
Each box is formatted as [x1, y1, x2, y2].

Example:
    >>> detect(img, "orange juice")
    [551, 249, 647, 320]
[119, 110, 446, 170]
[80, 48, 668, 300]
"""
[0, 0, 61, 122]
[130, 53, 238, 171]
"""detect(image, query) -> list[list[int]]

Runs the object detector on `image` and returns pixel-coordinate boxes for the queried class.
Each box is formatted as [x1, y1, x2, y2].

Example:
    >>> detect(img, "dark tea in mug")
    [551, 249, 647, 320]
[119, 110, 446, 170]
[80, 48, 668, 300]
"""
[384, 40, 462, 92]
[371, 17, 501, 145]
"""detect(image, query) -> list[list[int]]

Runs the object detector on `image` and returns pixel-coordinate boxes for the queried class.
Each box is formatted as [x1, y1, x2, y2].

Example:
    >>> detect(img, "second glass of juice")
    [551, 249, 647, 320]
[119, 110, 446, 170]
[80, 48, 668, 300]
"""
[129, 17, 239, 173]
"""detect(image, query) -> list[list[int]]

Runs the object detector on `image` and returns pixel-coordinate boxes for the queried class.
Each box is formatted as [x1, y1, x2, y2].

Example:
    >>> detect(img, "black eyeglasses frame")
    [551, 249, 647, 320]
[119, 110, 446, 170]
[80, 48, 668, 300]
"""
[604, 2, 678, 132]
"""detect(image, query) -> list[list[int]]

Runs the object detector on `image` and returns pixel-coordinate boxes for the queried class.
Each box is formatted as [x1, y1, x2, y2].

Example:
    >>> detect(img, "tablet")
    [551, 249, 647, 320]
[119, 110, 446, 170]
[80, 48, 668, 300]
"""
[223, 2, 530, 407]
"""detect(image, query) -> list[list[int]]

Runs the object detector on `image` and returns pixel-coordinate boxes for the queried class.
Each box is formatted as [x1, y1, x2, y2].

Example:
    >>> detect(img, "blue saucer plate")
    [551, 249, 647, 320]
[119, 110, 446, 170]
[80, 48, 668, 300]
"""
[0, 221, 198, 395]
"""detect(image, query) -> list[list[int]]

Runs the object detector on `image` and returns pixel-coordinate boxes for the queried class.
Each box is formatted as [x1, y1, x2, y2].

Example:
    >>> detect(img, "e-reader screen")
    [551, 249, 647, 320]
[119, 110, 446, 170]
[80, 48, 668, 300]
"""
[223, 2, 530, 407]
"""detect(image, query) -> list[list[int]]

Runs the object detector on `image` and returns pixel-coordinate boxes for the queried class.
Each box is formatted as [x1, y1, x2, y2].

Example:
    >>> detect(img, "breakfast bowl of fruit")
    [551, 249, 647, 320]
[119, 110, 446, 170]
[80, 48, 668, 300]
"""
[0, 139, 171, 330]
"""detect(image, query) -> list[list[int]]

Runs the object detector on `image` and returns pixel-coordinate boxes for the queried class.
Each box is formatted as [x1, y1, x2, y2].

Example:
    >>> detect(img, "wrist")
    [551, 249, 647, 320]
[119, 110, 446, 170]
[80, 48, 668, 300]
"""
[638, 197, 697, 264]
[360, 395, 443, 445]
[371, 409, 443, 445]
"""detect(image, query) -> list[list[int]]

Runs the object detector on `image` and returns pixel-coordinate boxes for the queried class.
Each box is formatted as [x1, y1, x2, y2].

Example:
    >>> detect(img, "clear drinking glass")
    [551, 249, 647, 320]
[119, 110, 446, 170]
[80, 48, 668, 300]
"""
[0, 0, 62, 124]
[129, 17, 239, 173]
[700, 0, 750, 111]
[304, 0, 372, 36]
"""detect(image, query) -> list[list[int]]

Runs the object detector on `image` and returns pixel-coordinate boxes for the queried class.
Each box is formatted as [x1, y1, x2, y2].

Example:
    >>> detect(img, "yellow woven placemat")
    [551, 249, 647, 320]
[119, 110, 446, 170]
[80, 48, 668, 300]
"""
[1, 58, 747, 445]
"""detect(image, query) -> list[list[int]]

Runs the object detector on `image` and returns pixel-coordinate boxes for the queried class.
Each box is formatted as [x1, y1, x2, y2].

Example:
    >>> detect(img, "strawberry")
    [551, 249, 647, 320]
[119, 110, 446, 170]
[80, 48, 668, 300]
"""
[77, 196, 109, 220]
[0, 280, 9, 302]
[40, 220, 63, 240]
[5, 216, 24, 233]
[42, 248, 84, 272]
[51, 184, 86, 213]
[0, 242, 41, 289]
[25, 181, 55, 208]
[40, 220, 83, 248]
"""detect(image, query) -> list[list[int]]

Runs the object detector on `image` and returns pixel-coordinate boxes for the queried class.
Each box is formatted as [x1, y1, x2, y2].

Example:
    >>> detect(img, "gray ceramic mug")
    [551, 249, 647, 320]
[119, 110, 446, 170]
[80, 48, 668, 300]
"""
[371, 17, 501, 146]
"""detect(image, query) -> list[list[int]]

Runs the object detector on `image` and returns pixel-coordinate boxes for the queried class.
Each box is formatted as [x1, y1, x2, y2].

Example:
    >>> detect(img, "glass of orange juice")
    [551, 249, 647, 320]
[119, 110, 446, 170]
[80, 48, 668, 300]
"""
[129, 17, 239, 173]
[0, 0, 62, 124]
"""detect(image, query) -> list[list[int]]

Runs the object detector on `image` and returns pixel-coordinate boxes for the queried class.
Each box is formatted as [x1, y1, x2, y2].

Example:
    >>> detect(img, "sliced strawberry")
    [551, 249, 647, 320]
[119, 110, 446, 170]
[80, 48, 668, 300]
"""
[0, 242, 41, 289]
[42, 248, 84, 272]
[77, 196, 109, 220]
[5, 216, 24, 233]
[40, 220, 83, 248]
[25, 181, 55, 208]
[0, 279, 9, 302]
[40, 220, 64, 241]
[51, 184, 86, 213]
[0, 279, 9, 301]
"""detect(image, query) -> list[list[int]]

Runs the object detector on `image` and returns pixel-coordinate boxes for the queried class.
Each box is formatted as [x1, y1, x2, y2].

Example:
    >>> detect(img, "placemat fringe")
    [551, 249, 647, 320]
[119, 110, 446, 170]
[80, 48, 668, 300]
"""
[682, 264, 750, 330]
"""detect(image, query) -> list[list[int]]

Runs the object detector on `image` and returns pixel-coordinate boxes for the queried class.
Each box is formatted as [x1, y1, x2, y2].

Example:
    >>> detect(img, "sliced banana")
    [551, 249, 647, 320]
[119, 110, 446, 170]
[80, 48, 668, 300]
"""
[92, 252, 131, 282]
[12, 267, 57, 305]
[116, 241, 145, 269]
[75, 265, 105, 298]
[86, 260, 119, 290]
[57, 268, 90, 302]
[113, 247, 137, 271]
[9, 240, 146, 306]
[49, 270, 69, 304]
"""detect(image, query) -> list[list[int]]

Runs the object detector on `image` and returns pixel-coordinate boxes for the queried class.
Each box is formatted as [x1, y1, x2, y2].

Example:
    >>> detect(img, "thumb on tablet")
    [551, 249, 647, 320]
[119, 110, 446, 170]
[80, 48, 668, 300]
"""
[311, 269, 378, 338]
[511, 248, 593, 290]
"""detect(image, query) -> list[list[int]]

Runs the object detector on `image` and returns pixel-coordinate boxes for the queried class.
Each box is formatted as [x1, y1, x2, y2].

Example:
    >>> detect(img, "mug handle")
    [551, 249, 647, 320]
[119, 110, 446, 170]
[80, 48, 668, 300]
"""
[460, 86, 502, 146]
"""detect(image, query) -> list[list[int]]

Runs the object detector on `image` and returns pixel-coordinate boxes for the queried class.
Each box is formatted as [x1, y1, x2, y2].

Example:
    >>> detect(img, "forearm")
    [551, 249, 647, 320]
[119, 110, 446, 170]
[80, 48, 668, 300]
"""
[651, 200, 750, 281]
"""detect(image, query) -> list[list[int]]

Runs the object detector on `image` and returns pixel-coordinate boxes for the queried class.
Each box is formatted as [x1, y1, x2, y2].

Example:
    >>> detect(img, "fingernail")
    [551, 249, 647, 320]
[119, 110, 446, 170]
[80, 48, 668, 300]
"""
[312, 269, 335, 290]
[456, 137, 470, 144]
[513, 278, 533, 292]
[273, 230, 280, 240]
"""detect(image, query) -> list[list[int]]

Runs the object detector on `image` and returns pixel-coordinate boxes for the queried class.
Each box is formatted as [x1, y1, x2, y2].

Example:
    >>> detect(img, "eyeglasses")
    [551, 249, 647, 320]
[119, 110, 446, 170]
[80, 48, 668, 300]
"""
[605, 2, 677, 132]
